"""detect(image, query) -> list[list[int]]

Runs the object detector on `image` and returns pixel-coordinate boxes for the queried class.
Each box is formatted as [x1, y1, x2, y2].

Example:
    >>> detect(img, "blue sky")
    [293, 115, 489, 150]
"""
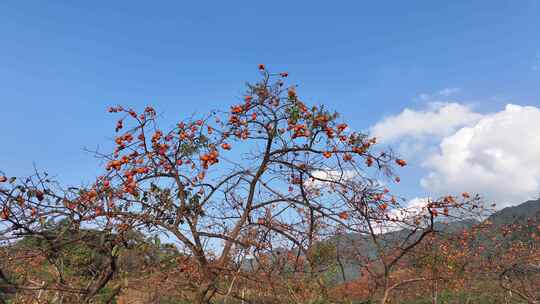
[1, 1, 540, 206]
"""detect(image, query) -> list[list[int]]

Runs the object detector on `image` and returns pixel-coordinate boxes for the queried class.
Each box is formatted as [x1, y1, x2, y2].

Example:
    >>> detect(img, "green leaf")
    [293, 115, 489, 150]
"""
[112, 245, 120, 257]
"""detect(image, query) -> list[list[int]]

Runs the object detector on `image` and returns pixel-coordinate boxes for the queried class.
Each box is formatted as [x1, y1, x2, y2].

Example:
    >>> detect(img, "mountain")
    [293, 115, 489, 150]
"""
[244, 199, 540, 282]
[488, 198, 540, 226]
[329, 199, 540, 282]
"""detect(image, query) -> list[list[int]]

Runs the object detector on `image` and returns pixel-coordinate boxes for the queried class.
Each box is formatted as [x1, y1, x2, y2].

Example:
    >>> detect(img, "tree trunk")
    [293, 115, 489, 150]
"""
[430, 263, 438, 304]
[431, 279, 438, 304]
[195, 278, 217, 304]
[380, 278, 390, 304]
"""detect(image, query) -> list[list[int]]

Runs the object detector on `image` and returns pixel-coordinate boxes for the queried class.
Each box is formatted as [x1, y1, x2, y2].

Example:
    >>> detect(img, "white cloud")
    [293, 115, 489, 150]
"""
[438, 88, 461, 96]
[388, 197, 430, 221]
[421, 104, 540, 207]
[403, 197, 431, 212]
[416, 88, 461, 101]
[376, 197, 432, 233]
[370, 101, 540, 208]
[305, 170, 356, 188]
[370, 102, 482, 143]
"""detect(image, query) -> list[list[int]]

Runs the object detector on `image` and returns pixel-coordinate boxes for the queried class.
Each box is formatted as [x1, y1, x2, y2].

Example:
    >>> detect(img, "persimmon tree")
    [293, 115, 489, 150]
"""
[401, 220, 494, 304]
[394, 208, 540, 304]
[89, 66, 412, 303]
[0, 171, 130, 303]
[490, 220, 540, 304]
[330, 189, 488, 304]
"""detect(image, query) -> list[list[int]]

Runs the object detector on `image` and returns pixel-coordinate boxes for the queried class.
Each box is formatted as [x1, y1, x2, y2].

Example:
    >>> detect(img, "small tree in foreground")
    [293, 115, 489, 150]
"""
[0, 172, 129, 303]
[330, 188, 487, 304]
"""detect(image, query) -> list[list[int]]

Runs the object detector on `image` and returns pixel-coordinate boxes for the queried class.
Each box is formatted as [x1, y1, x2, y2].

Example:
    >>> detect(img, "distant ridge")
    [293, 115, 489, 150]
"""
[488, 198, 540, 226]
